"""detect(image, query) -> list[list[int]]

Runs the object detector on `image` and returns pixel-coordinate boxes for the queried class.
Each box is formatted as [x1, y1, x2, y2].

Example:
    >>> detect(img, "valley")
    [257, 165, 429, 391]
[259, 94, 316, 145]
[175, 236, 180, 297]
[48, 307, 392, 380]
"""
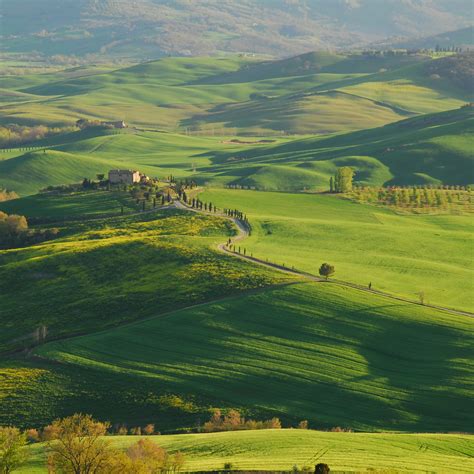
[0, 34, 473, 473]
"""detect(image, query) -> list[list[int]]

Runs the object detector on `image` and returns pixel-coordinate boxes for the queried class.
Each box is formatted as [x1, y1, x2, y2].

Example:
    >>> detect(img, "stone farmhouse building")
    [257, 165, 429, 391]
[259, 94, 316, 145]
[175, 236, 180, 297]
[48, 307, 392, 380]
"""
[108, 169, 141, 185]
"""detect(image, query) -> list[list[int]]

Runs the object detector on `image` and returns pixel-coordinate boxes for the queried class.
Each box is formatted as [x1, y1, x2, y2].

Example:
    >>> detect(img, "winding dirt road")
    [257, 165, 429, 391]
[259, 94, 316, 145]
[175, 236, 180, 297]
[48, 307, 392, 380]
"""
[173, 199, 474, 319]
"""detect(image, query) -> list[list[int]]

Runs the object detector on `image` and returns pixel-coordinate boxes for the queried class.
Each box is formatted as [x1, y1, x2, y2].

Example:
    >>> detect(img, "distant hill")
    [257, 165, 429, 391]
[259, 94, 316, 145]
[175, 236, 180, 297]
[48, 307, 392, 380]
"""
[1, 0, 473, 60]
[200, 105, 474, 190]
[1, 52, 471, 137]
[1, 105, 472, 197]
[387, 26, 474, 50]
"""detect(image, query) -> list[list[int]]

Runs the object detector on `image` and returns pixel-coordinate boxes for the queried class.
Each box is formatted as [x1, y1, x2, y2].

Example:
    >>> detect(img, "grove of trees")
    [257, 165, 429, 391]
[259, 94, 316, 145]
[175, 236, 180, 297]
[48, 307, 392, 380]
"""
[351, 185, 472, 212]
[0, 211, 59, 249]
[0, 124, 74, 148]
[203, 409, 282, 433]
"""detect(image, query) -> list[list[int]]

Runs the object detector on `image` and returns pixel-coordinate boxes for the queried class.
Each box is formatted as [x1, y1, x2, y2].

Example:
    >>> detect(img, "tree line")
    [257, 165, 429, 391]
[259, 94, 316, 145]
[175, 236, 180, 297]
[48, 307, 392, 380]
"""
[202, 409, 282, 433]
[0, 414, 185, 474]
[351, 185, 472, 210]
[0, 411, 352, 473]
[0, 124, 75, 148]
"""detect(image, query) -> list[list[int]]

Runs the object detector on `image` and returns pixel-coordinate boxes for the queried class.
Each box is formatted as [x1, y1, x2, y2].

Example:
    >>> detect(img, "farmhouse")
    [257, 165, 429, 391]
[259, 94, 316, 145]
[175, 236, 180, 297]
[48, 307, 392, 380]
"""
[108, 169, 141, 185]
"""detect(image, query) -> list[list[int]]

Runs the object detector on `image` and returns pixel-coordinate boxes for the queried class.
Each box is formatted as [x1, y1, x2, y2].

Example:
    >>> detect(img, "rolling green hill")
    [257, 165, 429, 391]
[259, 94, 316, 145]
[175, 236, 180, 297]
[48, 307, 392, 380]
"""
[20, 430, 474, 473]
[199, 106, 474, 189]
[1, 52, 471, 136]
[1, 190, 472, 434]
[1, 105, 472, 197]
[0, 190, 139, 218]
[202, 189, 474, 312]
[4, 281, 471, 433]
[392, 26, 474, 50]
[0, 207, 290, 354]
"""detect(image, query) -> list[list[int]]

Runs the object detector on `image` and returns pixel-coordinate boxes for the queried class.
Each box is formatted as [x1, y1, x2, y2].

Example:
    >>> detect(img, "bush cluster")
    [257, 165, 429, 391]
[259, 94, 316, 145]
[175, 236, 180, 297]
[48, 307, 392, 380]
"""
[0, 211, 59, 249]
[203, 409, 282, 432]
[0, 188, 19, 202]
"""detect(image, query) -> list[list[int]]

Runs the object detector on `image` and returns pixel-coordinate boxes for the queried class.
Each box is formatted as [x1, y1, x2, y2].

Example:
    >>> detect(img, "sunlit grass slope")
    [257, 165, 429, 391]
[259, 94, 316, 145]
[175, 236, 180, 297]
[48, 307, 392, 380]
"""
[0, 148, 126, 196]
[202, 189, 474, 311]
[1, 53, 468, 134]
[182, 90, 404, 135]
[21, 430, 474, 473]
[2, 106, 472, 197]
[0, 128, 297, 196]
[201, 106, 474, 188]
[31, 282, 474, 433]
[0, 208, 290, 353]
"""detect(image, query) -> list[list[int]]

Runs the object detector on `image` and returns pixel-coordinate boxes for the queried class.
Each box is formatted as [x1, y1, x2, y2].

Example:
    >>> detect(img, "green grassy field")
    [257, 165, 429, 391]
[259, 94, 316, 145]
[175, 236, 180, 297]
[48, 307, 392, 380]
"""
[0, 190, 139, 218]
[202, 189, 474, 312]
[0, 130, 292, 196]
[19, 430, 474, 473]
[1, 52, 470, 136]
[1, 105, 472, 198]
[9, 281, 468, 433]
[0, 207, 291, 354]
[198, 106, 474, 190]
[1, 51, 473, 464]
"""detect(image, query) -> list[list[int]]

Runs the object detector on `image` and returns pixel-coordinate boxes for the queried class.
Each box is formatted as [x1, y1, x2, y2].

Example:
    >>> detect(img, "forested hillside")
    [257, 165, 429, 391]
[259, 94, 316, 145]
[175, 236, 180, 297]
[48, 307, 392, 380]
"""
[1, 0, 472, 60]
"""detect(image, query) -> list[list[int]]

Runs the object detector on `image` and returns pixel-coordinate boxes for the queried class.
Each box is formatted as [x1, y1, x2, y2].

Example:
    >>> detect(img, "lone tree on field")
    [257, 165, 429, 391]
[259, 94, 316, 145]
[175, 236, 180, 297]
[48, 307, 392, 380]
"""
[334, 167, 354, 193]
[0, 427, 28, 474]
[319, 263, 335, 280]
[315, 463, 330, 474]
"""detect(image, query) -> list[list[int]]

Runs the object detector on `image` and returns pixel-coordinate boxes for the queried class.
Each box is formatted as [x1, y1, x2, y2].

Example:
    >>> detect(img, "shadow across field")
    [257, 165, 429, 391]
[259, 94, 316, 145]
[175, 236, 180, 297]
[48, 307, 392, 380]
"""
[25, 282, 474, 433]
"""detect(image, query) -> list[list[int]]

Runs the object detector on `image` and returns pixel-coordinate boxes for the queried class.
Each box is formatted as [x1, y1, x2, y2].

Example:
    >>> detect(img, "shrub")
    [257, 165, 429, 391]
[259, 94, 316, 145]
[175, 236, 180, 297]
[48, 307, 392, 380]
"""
[143, 424, 155, 435]
[117, 426, 128, 436]
[25, 428, 40, 443]
[41, 424, 60, 441]
[0, 188, 19, 202]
